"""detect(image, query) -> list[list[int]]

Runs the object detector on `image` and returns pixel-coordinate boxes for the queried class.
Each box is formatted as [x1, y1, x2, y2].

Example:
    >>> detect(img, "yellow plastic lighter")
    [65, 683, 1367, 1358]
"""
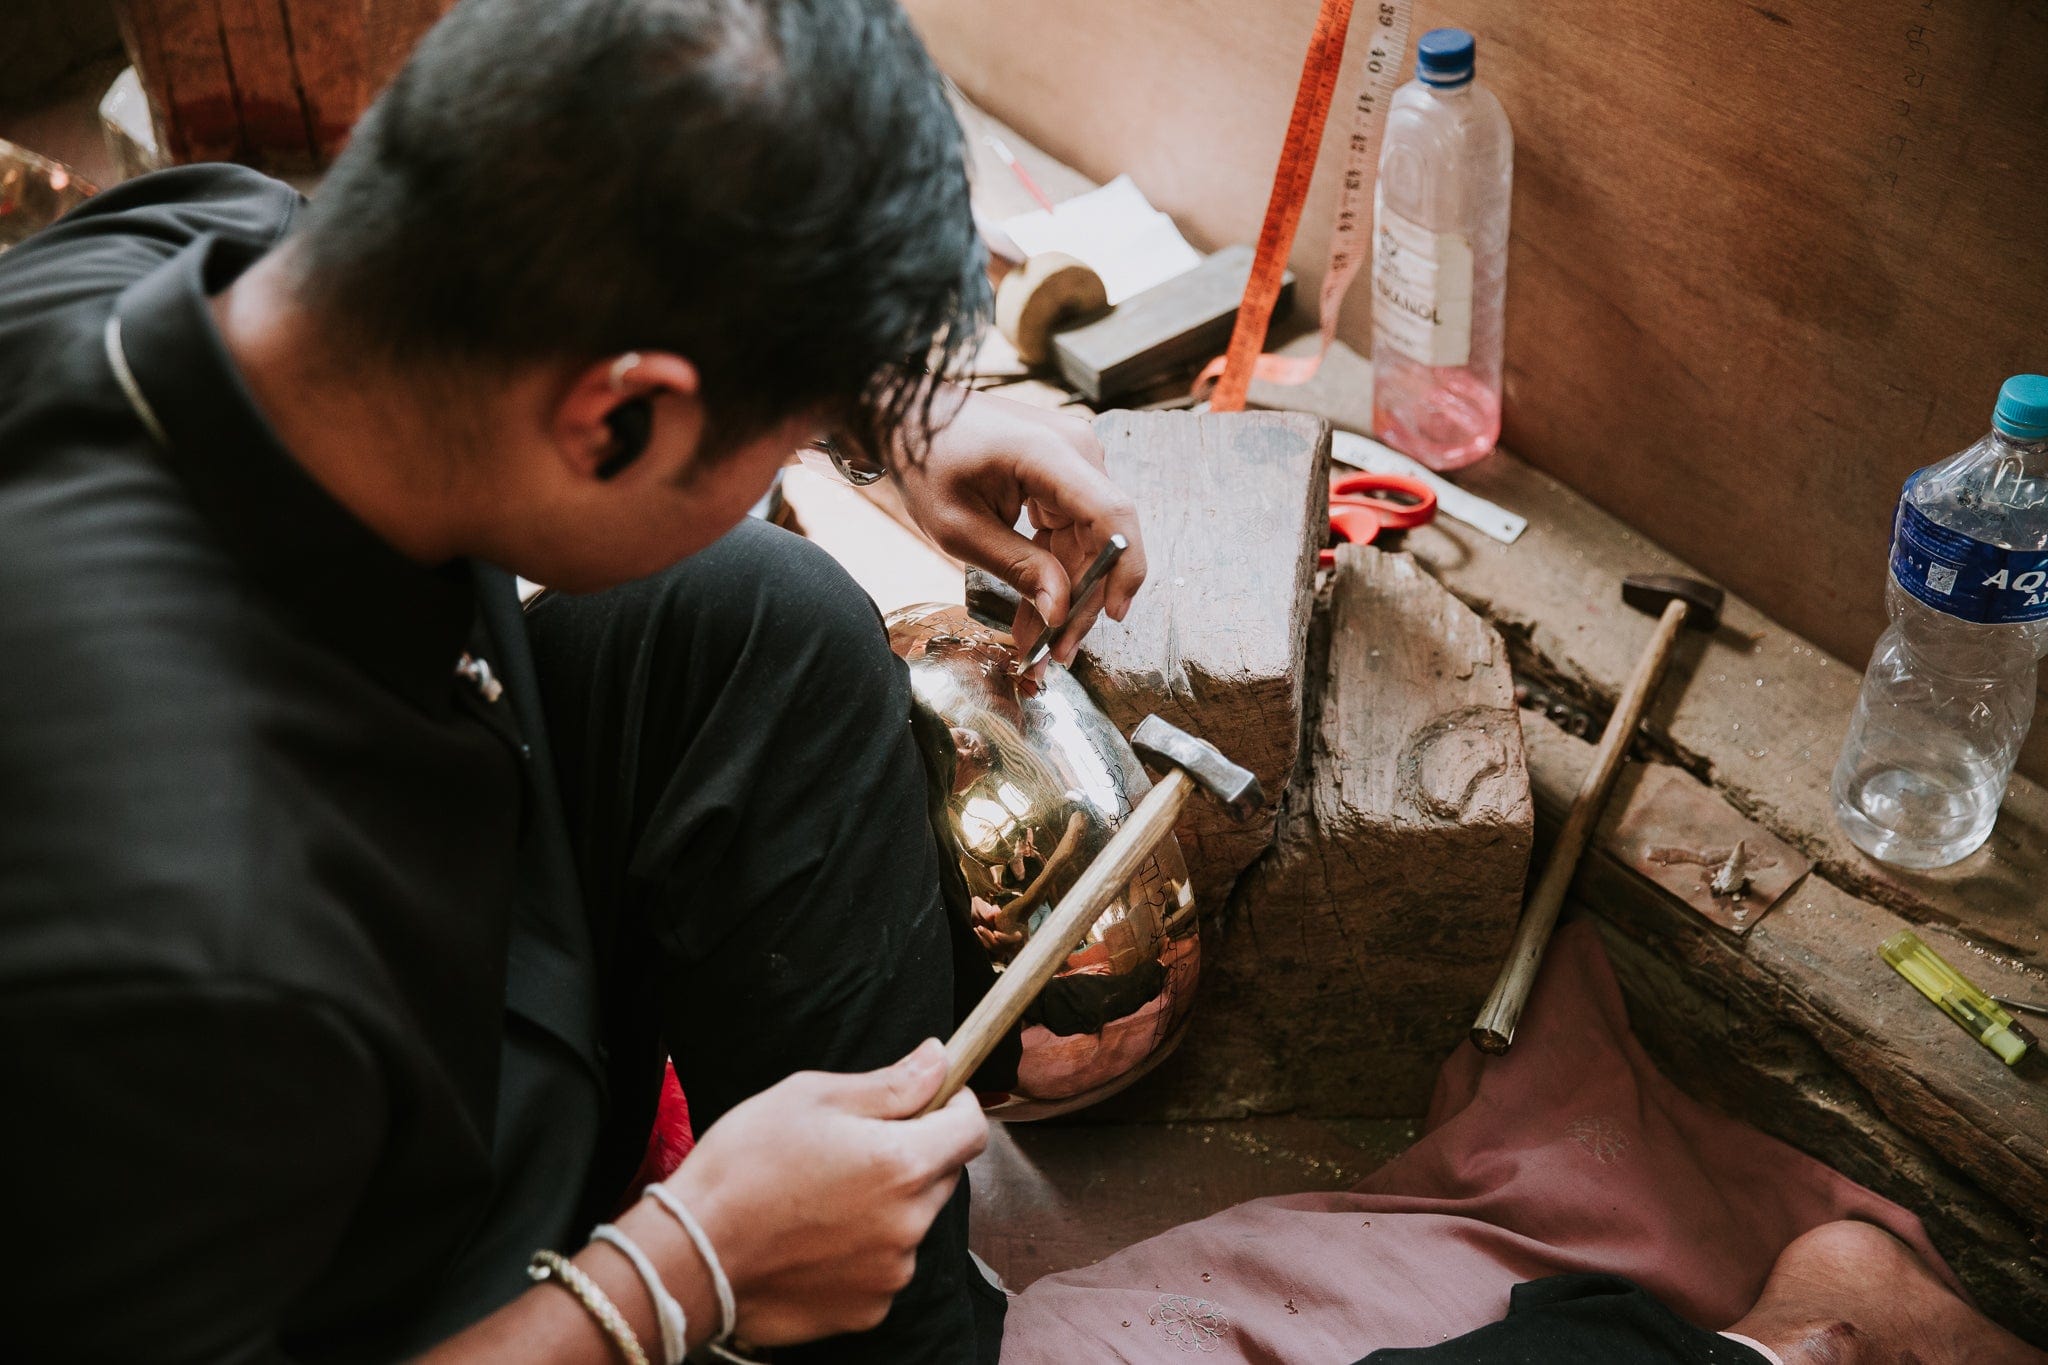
[1881, 930, 2034, 1066]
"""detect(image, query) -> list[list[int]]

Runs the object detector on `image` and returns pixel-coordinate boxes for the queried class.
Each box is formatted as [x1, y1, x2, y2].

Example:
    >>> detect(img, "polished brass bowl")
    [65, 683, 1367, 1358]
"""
[887, 602, 1197, 1120]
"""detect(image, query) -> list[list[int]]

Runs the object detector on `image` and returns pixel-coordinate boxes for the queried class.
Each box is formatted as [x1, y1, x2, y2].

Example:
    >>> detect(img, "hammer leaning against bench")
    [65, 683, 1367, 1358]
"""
[1472, 573, 1725, 1055]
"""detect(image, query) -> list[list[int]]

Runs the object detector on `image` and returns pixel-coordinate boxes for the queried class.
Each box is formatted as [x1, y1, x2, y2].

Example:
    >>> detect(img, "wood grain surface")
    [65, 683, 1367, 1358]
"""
[1404, 451, 2048, 969]
[1114, 546, 1533, 1119]
[905, 0, 2048, 777]
[1060, 409, 1331, 913]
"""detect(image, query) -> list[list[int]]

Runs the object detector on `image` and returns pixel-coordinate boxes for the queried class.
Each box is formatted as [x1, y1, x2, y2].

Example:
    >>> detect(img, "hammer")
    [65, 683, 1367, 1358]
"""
[924, 715, 1265, 1112]
[1471, 573, 1724, 1054]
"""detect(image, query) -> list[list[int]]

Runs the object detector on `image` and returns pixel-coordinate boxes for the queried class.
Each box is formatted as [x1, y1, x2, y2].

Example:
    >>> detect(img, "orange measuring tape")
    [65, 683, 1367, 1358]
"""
[1205, 0, 1413, 413]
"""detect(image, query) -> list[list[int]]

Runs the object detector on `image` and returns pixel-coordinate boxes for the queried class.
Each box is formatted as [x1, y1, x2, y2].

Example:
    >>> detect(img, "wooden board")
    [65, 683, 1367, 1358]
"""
[1521, 712, 2048, 1339]
[1403, 451, 2048, 971]
[978, 409, 1330, 913]
[904, 0, 2048, 781]
[1052, 244, 1296, 404]
[1116, 546, 1532, 1119]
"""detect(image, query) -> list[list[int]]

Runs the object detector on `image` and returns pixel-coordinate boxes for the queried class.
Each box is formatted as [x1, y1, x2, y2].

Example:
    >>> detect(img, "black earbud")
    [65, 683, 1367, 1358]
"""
[597, 397, 653, 481]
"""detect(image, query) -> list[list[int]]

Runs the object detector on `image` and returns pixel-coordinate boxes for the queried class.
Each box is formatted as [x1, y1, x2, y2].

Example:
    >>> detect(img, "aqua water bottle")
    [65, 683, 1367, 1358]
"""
[1832, 375, 2048, 868]
[1369, 27, 1513, 472]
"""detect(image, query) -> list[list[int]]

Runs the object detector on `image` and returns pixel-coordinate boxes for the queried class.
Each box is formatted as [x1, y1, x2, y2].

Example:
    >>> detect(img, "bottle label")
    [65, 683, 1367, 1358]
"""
[1371, 192, 1473, 367]
[1891, 484, 2048, 624]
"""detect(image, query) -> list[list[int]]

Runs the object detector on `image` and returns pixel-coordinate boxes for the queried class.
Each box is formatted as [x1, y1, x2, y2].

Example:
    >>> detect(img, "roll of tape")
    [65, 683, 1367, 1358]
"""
[995, 251, 1109, 366]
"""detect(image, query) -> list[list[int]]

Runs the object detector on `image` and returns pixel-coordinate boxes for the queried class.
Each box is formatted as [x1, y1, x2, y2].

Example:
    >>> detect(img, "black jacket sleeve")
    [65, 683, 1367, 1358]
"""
[0, 979, 387, 1364]
[0, 163, 300, 317]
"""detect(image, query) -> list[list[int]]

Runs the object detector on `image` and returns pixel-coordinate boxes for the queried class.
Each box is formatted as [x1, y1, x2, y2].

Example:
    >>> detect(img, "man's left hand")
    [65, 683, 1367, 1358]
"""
[889, 387, 1147, 672]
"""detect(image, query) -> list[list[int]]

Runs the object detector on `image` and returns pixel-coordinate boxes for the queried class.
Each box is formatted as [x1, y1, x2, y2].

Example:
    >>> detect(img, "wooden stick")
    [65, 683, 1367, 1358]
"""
[924, 766, 1194, 1113]
[1471, 597, 1691, 1053]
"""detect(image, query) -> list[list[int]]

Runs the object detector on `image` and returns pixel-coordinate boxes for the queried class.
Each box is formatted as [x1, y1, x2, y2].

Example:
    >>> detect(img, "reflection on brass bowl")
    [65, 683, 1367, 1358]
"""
[887, 602, 1197, 1120]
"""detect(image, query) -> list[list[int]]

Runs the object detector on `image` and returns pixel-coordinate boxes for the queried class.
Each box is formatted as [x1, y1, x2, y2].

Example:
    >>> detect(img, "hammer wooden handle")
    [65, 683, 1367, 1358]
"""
[1472, 596, 1690, 1054]
[924, 766, 1194, 1113]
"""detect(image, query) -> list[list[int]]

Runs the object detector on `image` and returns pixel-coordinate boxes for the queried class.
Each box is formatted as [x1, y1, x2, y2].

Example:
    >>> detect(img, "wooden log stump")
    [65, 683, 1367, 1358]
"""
[973, 408, 1330, 913]
[1114, 545, 1533, 1119]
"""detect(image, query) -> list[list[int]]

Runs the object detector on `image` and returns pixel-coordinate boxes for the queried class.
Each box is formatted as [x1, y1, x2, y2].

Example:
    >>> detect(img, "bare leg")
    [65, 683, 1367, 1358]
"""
[1728, 1221, 2043, 1365]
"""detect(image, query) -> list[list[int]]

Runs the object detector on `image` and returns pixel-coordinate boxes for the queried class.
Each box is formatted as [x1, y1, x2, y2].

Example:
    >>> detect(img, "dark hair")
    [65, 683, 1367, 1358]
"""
[294, 0, 988, 460]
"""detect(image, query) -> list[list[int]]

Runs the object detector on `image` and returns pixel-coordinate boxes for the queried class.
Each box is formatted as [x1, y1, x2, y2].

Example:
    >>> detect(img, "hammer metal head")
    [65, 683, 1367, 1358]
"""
[1621, 573, 1724, 632]
[1130, 715, 1266, 822]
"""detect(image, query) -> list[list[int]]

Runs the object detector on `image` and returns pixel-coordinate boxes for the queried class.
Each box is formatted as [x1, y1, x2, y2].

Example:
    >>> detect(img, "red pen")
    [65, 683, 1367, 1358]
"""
[986, 134, 1056, 213]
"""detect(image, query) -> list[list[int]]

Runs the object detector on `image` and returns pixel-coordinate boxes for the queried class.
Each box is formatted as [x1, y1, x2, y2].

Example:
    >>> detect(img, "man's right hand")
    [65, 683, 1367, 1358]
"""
[662, 1038, 989, 1346]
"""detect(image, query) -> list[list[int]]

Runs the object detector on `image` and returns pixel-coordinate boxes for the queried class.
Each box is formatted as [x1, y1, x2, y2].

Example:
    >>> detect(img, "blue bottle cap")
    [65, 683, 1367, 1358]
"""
[1417, 28, 1476, 88]
[1993, 374, 2048, 441]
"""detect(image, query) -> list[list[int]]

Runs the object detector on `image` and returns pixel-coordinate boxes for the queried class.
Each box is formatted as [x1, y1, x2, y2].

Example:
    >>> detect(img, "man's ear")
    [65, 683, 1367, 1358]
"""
[551, 351, 704, 485]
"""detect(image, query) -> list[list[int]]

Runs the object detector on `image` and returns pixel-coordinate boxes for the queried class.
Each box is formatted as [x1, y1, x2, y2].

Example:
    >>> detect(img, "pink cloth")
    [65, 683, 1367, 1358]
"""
[1000, 921, 1959, 1362]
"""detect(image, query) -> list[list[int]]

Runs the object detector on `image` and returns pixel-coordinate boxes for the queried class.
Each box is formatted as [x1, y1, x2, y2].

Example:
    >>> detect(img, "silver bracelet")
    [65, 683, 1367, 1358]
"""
[642, 1184, 736, 1344]
[590, 1224, 687, 1365]
[528, 1249, 650, 1365]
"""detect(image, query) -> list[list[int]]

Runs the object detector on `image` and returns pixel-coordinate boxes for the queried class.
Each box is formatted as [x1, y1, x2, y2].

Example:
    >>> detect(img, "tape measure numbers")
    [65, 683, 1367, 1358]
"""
[1206, 0, 1414, 412]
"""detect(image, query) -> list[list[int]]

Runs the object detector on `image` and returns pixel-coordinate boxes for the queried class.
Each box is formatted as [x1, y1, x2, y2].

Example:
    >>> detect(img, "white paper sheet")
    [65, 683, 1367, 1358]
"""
[1001, 175, 1202, 305]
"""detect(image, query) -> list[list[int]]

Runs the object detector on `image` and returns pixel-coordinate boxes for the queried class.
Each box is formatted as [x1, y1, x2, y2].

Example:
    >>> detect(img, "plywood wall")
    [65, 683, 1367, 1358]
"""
[907, 0, 2048, 770]
[111, 0, 452, 170]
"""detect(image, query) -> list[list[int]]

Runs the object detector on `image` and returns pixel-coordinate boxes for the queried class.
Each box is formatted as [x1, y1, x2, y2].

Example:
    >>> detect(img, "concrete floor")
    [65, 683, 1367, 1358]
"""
[969, 1116, 1417, 1290]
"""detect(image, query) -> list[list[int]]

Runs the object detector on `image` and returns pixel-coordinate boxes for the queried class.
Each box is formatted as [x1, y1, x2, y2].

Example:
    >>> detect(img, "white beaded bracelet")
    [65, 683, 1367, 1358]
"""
[642, 1184, 736, 1345]
[590, 1223, 687, 1365]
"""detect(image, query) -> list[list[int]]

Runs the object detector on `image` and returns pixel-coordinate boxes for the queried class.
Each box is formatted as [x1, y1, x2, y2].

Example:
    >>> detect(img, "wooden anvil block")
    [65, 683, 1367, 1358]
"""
[1118, 545, 1533, 1119]
[973, 408, 1330, 914]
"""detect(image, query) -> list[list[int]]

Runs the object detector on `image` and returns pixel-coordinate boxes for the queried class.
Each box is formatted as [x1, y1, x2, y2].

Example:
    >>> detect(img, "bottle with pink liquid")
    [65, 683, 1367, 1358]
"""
[1369, 28, 1513, 472]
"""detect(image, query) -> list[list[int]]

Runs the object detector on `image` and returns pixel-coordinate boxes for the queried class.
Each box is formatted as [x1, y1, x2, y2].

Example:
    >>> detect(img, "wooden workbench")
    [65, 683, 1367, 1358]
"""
[919, 83, 2048, 1336]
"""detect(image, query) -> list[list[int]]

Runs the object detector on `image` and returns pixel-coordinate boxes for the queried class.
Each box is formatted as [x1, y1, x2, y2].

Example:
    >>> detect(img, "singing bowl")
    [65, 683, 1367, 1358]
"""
[887, 602, 1199, 1120]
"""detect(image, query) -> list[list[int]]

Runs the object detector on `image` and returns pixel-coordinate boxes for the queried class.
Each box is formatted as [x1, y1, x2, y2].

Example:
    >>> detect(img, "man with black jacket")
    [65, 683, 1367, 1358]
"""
[0, 1, 1144, 1360]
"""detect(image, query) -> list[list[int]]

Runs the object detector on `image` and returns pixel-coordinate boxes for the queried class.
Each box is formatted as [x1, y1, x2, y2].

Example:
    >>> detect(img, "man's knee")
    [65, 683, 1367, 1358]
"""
[640, 516, 900, 707]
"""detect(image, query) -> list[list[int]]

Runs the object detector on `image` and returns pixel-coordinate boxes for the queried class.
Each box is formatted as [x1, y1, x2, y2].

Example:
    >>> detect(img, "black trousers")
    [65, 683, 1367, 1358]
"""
[1357, 1276, 1771, 1365]
[525, 518, 1001, 1364]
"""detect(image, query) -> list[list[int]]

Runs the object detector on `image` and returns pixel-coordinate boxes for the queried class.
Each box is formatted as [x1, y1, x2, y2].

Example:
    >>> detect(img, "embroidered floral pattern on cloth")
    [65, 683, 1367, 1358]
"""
[1148, 1294, 1231, 1353]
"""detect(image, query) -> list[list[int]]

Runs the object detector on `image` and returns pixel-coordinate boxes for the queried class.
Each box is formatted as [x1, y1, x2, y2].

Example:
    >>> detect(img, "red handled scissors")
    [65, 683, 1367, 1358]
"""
[1321, 470, 1438, 567]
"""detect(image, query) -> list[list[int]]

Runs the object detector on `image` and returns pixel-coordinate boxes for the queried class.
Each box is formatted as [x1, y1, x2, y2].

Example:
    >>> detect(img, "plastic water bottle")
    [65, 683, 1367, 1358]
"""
[1832, 375, 2048, 869]
[1369, 27, 1513, 472]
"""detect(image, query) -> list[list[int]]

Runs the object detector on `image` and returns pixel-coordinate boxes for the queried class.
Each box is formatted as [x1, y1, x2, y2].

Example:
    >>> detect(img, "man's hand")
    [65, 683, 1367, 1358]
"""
[890, 388, 1147, 672]
[664, 1039, 988, 1345]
